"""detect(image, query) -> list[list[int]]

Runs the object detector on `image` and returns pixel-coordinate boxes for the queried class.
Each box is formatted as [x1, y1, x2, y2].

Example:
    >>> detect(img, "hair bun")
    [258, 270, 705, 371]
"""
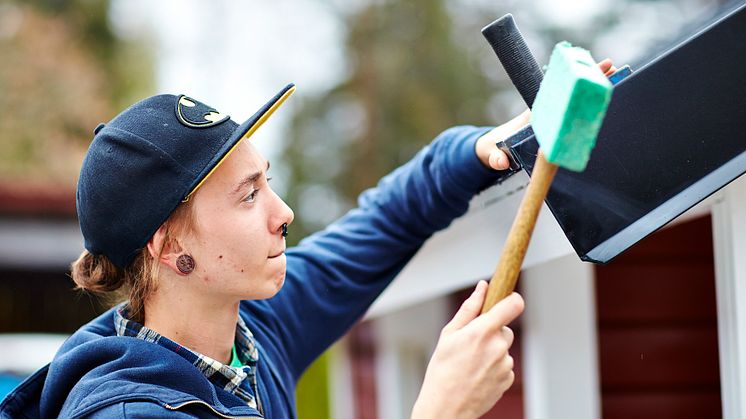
[71, 250, 126, 293]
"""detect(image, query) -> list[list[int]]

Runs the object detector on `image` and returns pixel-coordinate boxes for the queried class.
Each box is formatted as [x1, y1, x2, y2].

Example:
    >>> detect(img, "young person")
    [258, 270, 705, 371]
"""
[0, 60, 614, 419]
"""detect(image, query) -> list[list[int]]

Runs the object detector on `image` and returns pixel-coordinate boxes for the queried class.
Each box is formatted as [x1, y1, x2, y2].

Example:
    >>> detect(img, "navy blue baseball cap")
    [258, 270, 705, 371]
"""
[77, 84, 295, 269]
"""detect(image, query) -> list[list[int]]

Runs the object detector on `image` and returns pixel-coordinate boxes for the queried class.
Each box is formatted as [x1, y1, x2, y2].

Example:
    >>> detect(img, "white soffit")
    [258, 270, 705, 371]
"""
[368, 173, 573, 318]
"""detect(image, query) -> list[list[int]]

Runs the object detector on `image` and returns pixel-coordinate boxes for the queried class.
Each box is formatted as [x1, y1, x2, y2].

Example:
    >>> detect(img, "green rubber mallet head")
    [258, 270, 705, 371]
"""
[530, 41, 613, 172]
[481, 40, 615, 313]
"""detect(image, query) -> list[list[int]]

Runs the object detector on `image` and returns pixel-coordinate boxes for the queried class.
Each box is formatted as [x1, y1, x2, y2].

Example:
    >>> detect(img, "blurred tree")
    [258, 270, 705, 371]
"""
[281, 0, 499, 239]
[0, 0, 153, 187]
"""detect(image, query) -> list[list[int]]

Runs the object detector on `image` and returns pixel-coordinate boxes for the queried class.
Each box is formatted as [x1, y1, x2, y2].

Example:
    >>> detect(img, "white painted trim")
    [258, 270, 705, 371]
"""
[373, 298, 448, 419]
[0, 334, 68, 372]
[711, 175, 746, 419]
[327, 339, 356, 419]
[0, 219, 82, 269]
[368, 174, 575, 318]
[521, 254, 600, 419]
[374, 331, 405, 419]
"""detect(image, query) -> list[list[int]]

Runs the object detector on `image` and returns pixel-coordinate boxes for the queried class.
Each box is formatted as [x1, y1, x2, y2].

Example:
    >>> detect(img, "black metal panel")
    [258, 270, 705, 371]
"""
[510, 3, 746, 263]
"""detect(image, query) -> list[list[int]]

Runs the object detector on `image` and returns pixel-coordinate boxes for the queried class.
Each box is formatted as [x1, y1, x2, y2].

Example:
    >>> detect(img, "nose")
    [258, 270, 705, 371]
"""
[270, 189, 294, 236]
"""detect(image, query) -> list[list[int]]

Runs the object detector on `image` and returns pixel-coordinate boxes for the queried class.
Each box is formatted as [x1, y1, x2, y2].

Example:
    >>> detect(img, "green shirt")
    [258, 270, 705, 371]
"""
[229, 344, 244, 368]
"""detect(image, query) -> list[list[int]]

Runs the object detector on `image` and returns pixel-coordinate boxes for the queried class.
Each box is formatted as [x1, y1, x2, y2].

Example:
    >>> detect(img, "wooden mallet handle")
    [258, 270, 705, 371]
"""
[480, 17, 611, 313]
[481, 151, 557, 313]
[481, 14, 548, 313]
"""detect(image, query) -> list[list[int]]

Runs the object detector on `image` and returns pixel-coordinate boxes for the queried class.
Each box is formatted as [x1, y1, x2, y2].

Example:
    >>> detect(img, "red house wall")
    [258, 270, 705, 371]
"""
[350, 216, 721, 419]
[595, 215, 721, 418]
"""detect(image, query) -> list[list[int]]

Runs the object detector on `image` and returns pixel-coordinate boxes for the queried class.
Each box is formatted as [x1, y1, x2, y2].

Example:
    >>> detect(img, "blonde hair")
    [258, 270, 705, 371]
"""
[70, 200, 195, 324]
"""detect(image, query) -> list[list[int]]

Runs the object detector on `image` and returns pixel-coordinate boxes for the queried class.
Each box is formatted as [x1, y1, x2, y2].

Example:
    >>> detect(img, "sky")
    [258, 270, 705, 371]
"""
[108, 0, 348, 165]
[107, 0, 722, 191]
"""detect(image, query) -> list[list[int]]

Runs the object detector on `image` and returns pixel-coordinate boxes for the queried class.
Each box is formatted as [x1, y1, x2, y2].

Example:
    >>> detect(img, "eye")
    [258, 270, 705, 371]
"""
[243, 189, 259, 203]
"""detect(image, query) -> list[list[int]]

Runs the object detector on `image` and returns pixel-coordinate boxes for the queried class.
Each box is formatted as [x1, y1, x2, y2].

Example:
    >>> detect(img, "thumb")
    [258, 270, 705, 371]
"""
[470, 292, 525, 333]
[488, 149, 510, 170]
[443, 281, 488, 332]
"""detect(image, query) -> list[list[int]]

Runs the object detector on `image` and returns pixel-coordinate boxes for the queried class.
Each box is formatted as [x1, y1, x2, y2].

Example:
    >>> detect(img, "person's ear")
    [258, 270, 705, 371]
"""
[146, 225, 188, 276]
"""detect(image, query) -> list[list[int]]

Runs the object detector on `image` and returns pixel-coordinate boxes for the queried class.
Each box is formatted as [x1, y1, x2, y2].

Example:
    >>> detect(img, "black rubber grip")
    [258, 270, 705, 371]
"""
[482, 14, 543, 108]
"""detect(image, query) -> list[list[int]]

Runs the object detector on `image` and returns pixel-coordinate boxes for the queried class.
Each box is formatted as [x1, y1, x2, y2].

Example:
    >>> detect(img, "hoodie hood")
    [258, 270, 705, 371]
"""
[0, 308, 259, 418]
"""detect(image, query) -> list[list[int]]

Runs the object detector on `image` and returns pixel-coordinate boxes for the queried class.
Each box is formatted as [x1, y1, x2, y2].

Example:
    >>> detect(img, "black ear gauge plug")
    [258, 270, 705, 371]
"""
[281, 223, 288, 238]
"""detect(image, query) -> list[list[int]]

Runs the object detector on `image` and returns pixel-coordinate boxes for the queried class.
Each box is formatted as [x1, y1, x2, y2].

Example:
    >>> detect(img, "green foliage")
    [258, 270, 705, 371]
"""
[295, 351, 330, 419]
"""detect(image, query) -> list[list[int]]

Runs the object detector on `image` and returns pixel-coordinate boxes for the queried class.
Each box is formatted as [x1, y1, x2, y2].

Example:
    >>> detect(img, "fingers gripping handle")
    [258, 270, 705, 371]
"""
[481, 14, 543, 108]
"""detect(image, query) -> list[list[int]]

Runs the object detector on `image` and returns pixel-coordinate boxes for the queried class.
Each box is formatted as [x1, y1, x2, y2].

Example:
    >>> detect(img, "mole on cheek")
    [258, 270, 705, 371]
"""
[218, 255, 223, 259]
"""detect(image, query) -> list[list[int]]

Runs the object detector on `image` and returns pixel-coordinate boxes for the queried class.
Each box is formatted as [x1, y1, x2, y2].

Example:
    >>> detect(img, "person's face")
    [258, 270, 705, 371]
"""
[183, 140, 294, 301]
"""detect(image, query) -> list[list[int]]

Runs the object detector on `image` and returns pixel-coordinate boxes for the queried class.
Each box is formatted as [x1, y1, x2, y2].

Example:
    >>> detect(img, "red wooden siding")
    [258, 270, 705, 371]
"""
[595, 215, 721, 418]
[348, 321, 379, 419]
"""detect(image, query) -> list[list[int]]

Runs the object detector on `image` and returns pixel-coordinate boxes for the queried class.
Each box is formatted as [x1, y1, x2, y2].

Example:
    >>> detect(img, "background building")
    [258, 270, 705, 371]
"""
[1, 0, 741, 418]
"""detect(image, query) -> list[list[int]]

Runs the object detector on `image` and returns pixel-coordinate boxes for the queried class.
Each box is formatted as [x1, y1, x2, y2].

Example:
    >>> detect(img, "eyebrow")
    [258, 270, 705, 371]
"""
[231, 161, 270, 196]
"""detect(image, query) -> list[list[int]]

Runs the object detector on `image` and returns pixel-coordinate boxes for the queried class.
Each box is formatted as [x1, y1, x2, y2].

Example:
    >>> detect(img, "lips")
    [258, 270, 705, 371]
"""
[268, 249, 285, 259]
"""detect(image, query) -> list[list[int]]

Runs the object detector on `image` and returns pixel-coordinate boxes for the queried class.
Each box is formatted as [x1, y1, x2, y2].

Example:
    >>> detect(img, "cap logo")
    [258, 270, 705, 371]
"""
[176, 95, 230, 128]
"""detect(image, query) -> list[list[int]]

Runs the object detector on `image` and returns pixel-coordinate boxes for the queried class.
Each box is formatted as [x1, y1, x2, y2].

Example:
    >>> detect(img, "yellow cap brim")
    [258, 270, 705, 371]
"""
[182, 84, 296, 202]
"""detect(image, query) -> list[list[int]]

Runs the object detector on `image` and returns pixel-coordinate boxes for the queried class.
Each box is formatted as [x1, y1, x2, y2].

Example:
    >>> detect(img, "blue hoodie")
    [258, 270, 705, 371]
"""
[1, 126, 503, 418]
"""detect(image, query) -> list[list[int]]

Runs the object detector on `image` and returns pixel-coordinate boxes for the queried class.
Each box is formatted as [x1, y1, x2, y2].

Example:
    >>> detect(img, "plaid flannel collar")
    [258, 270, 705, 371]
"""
[113, 303, 262, 411]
